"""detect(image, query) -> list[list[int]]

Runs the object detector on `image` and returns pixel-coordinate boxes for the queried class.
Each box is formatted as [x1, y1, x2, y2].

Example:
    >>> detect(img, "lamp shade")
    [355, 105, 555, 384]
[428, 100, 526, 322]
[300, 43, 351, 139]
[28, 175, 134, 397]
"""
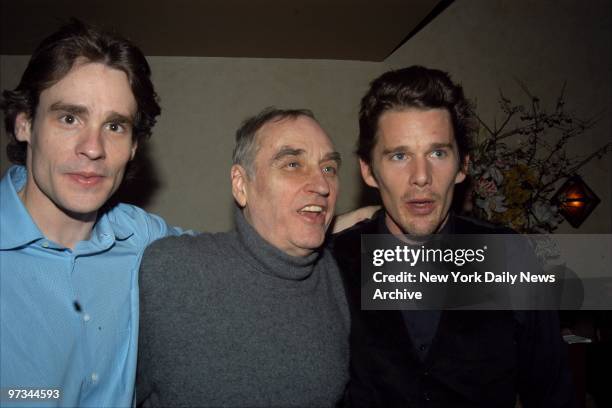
[551, 175, 600, 228]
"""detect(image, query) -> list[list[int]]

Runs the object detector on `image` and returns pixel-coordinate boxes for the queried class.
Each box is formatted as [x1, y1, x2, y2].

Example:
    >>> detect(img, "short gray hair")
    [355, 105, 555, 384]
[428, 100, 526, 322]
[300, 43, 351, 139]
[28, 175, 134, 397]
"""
[232, 107, 316, 176]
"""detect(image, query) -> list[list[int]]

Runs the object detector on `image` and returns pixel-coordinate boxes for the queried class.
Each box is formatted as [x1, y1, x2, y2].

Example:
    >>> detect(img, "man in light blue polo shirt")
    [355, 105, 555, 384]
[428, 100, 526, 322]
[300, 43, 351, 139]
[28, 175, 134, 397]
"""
[0, 20, 180, 407]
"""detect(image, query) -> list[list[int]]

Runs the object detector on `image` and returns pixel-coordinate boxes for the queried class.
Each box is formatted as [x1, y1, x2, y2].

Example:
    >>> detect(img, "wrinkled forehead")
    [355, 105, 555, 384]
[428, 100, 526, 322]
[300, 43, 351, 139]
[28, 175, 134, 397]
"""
[255, 116, 335, 159]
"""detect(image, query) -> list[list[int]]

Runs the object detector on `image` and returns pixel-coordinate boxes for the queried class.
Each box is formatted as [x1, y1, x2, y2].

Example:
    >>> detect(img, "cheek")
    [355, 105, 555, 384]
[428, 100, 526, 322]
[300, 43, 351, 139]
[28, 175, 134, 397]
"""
[378, 172, 404, 198]
[329, 178, 340, 198]
[439, 173, 459, 206]
[248, 179, 280, 216]
[107, 142, 137, 169]
[31, 138, 62, 168]
[30, 127, 75, 167]
[436, 165, 461, 187]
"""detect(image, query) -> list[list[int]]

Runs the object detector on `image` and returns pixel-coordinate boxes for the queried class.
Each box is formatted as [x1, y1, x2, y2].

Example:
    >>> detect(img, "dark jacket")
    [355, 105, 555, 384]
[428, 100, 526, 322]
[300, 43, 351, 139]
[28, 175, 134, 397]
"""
[331, 210, 576, 408]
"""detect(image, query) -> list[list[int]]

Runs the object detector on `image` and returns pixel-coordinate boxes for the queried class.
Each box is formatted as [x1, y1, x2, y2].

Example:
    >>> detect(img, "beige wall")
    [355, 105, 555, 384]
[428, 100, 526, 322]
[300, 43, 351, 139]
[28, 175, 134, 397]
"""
[1, 0, 610, 233]
[0, 56, 380, 232]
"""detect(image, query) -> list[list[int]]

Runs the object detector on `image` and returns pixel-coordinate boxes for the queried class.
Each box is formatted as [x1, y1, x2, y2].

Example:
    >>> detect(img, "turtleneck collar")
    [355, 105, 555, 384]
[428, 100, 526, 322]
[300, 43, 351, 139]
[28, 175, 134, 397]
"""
[234, 208, 321, 281]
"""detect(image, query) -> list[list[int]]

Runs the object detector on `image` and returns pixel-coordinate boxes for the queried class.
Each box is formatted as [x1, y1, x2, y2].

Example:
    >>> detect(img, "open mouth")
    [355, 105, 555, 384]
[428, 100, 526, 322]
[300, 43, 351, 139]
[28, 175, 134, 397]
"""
[405, 199, 435, 215]
[298, 205, 327, 223]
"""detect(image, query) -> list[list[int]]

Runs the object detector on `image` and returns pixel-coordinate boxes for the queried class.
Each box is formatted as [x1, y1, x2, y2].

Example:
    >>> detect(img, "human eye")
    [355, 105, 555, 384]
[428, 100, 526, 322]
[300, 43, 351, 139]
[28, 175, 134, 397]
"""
[58, 114, 78, 126]
[285, 160, 301, 169]
[106, 122, 127, 133]
[430, 149, 448, 159]
[322, 163, 338, 176]
[390, 152, 406, 161]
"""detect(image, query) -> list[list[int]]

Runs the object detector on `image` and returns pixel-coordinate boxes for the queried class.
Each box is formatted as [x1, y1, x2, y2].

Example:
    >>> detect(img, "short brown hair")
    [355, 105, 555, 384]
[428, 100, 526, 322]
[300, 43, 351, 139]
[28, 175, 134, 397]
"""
[1, 18, 161, 165]
[358, 66, 475, 165]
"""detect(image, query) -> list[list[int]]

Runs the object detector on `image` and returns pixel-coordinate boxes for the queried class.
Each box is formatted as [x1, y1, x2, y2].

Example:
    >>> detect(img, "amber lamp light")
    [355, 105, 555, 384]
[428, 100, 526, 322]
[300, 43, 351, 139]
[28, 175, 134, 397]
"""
[551, 175, 601, 228]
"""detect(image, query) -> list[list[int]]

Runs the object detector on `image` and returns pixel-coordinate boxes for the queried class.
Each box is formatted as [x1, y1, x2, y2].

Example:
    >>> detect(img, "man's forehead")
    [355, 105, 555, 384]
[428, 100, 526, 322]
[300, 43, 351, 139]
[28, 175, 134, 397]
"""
[38, 61, 136, 116]
[378, 133, 458, 150]
[256, 117, 334, 154]
[376, 108, 457, 148]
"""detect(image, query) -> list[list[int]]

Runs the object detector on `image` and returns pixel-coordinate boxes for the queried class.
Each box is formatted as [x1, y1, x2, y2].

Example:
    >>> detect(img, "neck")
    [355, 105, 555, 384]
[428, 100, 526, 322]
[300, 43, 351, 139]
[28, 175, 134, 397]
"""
[19, 182, 97, 250]
[384, 211, 451, 244]
[235, 209, 319, 281]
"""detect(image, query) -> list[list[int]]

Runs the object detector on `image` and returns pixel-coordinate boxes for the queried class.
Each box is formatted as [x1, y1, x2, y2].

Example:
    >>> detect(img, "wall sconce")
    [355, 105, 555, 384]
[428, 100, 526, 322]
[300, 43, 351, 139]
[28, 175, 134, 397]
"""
[551, 175, 601, 228]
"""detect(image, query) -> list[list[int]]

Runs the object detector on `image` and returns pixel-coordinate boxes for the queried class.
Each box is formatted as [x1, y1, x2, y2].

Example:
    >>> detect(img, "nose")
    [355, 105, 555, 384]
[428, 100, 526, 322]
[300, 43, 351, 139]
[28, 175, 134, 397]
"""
[409, 157, 431, 187]
[306, 168, 331, 197]
[76, 127, 105, 160]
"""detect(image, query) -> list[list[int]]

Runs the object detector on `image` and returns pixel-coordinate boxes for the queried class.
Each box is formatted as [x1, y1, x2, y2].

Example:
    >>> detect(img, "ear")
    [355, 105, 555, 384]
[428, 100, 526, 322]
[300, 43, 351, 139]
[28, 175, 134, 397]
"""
[231, 164, 249, 207]
[359, 158, 379, 189]
[455, 154, 469, 184]
[15, 112, 32, 143]
[130, 140, 138, 161]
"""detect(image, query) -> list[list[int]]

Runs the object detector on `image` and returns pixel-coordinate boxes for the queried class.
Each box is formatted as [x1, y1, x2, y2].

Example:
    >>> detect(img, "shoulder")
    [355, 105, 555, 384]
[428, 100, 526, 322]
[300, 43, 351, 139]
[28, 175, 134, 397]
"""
[142, 230, 230, 265]
[139, 231, 234, 292]
[143, 233, 199, 257]
[104, 203, 179, 243]
[106, 202, 160, 223]
[328, 214, 381, 284]
[329, 211, 382, 254]
[318, 247, 341, 273]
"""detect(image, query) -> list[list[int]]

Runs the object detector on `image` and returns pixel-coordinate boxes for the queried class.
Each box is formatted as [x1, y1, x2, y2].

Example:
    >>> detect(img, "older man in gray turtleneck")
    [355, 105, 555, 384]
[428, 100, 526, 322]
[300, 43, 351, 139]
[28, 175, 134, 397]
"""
[136, 107, 349, 407]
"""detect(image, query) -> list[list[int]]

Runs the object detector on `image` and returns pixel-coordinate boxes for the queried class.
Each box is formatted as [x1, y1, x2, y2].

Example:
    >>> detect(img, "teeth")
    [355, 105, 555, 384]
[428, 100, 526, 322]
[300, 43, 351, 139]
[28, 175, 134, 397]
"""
[300, 205, 323, 213]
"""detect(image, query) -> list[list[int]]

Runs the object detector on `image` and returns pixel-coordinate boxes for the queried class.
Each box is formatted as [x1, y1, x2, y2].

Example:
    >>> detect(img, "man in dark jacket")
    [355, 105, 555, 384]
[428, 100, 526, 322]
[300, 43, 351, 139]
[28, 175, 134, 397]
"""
[331, 66, 576, 407]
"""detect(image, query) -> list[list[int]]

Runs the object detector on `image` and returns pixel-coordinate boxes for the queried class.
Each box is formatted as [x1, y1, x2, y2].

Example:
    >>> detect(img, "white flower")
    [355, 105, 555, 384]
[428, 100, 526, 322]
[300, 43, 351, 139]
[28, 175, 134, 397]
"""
[481, 165, 504, 185]
[530, 201, 556, 224]
[476, 195, 508, 219]
[529, 235, 562, 263]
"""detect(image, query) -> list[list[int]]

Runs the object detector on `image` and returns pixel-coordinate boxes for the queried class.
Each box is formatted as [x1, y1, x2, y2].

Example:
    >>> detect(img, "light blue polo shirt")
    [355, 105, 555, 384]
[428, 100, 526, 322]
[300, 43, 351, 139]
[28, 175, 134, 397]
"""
[0, 165, 181, 407]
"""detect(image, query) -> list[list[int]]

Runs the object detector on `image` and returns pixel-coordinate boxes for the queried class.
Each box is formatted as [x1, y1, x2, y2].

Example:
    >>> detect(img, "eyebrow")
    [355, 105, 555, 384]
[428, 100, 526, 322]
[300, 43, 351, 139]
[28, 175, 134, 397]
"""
[106, 112, 134, 126]
[271, 146, 305, 162]
[381, 142, 454, 155]
[429, 142, 454, 150]
[322, 151, 342, 167]
[271, 146, 342, 167]
[48, 102, 134, 125]
[48, 102, 88, 116]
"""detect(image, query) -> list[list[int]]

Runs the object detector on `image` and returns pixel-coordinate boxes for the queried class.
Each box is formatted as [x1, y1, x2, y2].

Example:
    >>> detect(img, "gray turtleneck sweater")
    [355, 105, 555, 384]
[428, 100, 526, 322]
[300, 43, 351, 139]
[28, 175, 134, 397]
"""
[136, 211, 349, 407]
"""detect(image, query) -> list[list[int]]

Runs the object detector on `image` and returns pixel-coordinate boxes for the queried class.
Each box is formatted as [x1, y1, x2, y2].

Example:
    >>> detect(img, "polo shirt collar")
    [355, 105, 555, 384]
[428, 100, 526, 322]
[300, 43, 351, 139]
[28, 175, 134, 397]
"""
[90, 211, 134, 248]
[1, 165, 133, 250]
[0, 166, 44, 249]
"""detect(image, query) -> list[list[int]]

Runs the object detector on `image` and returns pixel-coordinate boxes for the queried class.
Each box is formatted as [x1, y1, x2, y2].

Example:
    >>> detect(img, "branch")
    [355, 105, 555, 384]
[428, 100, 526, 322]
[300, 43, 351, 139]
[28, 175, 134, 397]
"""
[566, 142, 612, 174]
[497, 127, 526, 141]
[495, 110, 517, 135]
[475, 114, 496, 137]
[538, 142, 612, 191]
[554, 82, 567, 113]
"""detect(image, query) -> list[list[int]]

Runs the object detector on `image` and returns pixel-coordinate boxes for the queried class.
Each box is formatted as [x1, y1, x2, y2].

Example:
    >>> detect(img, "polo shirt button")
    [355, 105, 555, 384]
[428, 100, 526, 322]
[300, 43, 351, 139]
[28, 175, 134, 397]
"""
[91, 372, 98, 382]
[83, 314, 91, 322]
[423, 370, 429, 377]
[42, 242, 49, 248]
[419, 344, 427, 351]
[423, 392, 430, 401]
